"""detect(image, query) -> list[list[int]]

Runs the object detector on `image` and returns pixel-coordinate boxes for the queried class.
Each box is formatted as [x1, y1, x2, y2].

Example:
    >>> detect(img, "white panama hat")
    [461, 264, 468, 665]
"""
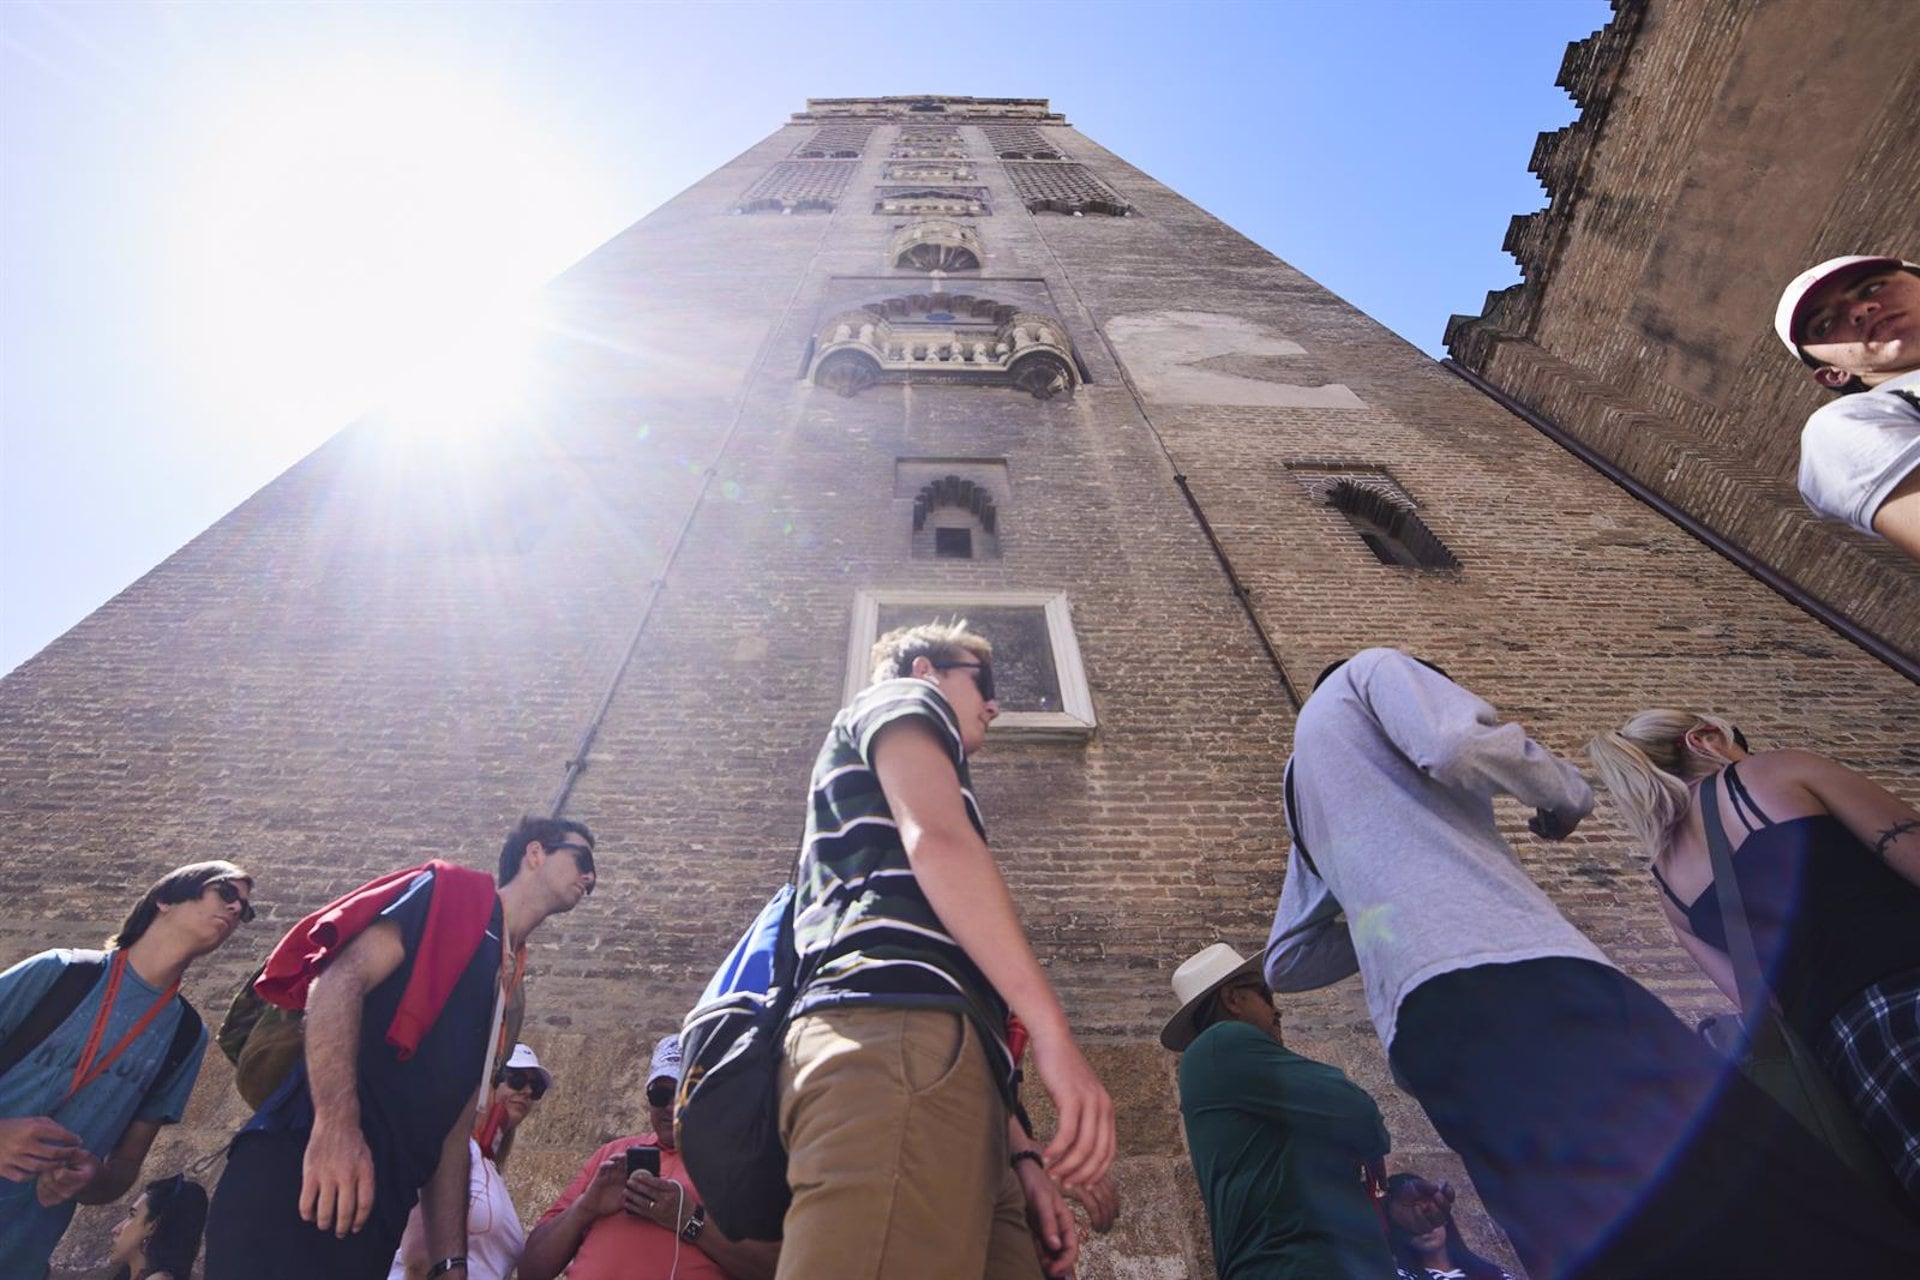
[1160, 942, 1266, 1052]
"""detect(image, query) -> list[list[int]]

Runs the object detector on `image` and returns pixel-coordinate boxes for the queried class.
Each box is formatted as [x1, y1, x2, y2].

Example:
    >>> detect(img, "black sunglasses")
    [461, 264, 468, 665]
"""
[208, 880, 255, 925]
[931, 660, 995, 703]
[548, 841, 596, 892]
[496, 1069, 549, 1099]
[646, 1081, 676, 1107]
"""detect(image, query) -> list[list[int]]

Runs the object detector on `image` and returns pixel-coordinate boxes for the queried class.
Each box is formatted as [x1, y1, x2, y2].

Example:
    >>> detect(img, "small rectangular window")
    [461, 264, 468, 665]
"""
[934, 528, 974, 559]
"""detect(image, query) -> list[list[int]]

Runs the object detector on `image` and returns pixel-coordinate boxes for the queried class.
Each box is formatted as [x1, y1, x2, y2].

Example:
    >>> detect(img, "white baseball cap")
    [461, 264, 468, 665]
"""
[1160, 943, 1266, 1051]
[647, 1033, 683, 1087]
[1774, 255, 1913, 362]
[502, 1043, 553, 1091]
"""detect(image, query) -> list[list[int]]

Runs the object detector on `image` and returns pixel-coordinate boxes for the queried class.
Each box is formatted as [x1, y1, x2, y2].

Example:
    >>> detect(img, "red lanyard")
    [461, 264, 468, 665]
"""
[65, 950, 180, 1104]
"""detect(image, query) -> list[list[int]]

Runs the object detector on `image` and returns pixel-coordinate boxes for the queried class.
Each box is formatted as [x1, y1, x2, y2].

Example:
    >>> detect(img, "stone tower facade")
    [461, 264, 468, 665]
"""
[5, 90, 1917, 1277]
[1447, 0, 1920, 671]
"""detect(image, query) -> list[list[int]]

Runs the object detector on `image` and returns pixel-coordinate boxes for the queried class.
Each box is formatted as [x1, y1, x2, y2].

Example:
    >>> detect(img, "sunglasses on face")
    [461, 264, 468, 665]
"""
[931, 660, 995, 702]
[497, 1069, 549, 1099]
[207, 880, 255, 924]
[646, 1083, 676, 1108]
[548, 842, 596, 891]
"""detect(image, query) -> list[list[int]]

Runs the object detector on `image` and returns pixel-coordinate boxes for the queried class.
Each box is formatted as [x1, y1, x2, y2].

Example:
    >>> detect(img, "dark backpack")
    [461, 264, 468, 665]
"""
[675, 883, 805, 1242]
[0, 951, 202, 1107]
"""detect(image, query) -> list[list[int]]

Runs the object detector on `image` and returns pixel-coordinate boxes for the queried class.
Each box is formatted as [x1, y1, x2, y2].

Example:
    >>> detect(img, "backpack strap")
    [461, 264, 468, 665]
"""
[1889, 387, 1919, 413]
[1284, 759, 1319, 876]
[147, 999, 202, 1109]
[0, 951, 108, 1081]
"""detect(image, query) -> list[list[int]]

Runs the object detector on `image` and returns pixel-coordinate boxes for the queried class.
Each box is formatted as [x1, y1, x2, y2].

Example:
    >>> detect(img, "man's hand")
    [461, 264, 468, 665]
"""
[1016, 1156, 1080, 1279]
[623, 1170, 692, 1231]
[1066, 1172, 1120, 1233]
[34, 1149, 101, 1206]
[301, 1119, 377, 1237]
[1386, 1176, 1454, 1236]
[0, 1116, 81, 1182]
[575, 1155, 629, 1220]
[1031, 1031, 1115, 1190]
[1528, 808, 1580, 841]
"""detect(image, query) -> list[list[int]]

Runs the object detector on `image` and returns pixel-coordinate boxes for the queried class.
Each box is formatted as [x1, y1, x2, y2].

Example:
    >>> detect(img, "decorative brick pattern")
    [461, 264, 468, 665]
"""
[892, 127, 968, 159]
[983, 124, 1066, 160]
[1005, 162, 1130, 216]
[793, 124, 874, 158]
[736, 160, 856, 213]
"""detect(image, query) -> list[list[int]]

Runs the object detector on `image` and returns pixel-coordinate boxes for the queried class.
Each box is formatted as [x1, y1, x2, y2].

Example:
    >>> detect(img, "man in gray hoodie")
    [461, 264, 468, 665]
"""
[1265, 648, 1920, 1279]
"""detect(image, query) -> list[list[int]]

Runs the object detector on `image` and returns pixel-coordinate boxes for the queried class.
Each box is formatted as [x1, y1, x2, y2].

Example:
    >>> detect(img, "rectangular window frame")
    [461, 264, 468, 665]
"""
[844, 588, 1096, 740]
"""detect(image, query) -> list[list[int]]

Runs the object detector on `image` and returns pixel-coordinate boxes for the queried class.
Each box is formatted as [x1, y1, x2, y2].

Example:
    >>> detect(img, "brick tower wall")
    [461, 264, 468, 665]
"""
[1448, 0, 1920, 664]
[4, 94, 1917, 1277]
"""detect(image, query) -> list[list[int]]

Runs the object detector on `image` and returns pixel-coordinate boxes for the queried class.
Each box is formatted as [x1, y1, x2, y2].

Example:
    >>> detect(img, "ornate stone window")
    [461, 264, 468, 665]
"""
[1289, 466, 1460, 571]
[845, 589, 1096, 739]
[982, 124, 1065, 161]
[793, 124, 874, 159]
[892, 128, 969, 160]
[911, 474, 999, 559]
[810, 293, 1077, 400]
[874, 187, 990, 217]
[890, 221, 983, 272]
[736, 161, 856, 214]
[1004, 163, 1130, 217]
[884, 161, 977, 183]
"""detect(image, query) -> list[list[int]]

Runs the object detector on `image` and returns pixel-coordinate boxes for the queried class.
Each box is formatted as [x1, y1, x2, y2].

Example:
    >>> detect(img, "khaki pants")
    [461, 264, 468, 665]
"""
[776, 1006, 1043, 1280]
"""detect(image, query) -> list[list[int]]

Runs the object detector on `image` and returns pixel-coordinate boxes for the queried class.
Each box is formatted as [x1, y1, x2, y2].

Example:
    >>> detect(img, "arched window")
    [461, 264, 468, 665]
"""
[890, 221, 983, 272]
[1325, 481, 1460, 570]
[912, 475, 1000, 559]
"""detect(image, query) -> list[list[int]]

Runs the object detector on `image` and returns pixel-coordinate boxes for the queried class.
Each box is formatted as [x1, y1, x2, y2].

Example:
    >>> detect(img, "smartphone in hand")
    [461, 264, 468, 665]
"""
[625, 1146, 661, 1177]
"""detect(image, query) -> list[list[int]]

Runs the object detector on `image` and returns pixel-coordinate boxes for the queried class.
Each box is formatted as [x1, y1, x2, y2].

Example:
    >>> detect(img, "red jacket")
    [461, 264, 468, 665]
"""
[254, 859, 499, 1059]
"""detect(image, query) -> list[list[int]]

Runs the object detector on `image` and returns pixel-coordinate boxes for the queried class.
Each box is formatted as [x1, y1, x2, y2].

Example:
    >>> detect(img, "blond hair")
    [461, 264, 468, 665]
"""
[1587, 709, 1741, 861]
[869, 620, 991, 686]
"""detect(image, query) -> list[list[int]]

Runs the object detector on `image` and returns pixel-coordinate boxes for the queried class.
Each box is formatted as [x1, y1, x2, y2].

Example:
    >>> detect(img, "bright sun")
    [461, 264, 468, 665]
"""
[159, 51, 607, 451]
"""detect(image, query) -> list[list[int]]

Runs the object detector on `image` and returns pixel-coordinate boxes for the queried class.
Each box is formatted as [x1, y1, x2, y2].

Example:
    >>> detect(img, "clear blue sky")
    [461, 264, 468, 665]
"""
[0, 0, 1609, 675]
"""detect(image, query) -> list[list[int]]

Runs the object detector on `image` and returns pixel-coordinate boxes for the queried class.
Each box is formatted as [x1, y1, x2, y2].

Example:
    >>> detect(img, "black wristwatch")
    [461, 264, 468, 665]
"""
[681, 1203, 707, 1243]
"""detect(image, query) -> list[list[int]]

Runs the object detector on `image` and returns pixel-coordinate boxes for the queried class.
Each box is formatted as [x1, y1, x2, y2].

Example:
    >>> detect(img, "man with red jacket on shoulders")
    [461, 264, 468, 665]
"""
[205, 816, 600, 1280]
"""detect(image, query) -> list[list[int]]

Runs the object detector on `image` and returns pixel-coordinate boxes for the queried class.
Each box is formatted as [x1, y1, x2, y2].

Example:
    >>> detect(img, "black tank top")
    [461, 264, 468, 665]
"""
[1649, 762, 1920, 1041]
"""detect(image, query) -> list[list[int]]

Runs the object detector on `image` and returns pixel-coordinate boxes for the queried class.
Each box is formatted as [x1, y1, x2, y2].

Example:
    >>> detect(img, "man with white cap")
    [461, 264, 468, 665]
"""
[519, 1034, 778, 1280]
[1774, 254, 1920, 559]
[1164, 942, 1403, 1279]
[388, 1043, 552, 1280]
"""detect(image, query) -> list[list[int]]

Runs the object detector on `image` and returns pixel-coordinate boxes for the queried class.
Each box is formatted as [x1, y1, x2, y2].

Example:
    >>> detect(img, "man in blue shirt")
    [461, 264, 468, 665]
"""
[0, 859, 255, 1277]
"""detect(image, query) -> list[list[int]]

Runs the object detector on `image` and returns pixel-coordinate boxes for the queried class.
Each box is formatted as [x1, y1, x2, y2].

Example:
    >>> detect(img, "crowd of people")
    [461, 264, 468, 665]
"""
[0, 251, 1914, 1280]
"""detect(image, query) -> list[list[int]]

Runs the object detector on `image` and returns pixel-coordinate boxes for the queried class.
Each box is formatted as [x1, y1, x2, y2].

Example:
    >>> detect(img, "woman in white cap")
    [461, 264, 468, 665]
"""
[388, 1042, 553, 1280]
[1164, 942, 1416, 1279]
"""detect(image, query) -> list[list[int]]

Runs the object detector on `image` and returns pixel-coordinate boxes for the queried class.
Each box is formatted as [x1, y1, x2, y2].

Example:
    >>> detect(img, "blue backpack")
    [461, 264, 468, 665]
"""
[675, 883, 803, 1242]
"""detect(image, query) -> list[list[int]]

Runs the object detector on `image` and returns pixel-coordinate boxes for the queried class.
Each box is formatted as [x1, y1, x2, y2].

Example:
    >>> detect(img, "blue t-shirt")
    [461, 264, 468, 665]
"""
[0, 948, 205, 1279]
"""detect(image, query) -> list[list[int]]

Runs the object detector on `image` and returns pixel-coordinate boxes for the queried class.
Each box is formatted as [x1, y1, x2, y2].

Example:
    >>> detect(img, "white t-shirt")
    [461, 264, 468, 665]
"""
[387, 1139, 525, 1280]
[1798, 368, 1920, 534]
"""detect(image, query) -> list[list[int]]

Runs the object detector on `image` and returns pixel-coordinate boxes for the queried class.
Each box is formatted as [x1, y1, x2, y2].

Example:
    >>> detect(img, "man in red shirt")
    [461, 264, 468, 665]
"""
[519, 1036, 778, 1280]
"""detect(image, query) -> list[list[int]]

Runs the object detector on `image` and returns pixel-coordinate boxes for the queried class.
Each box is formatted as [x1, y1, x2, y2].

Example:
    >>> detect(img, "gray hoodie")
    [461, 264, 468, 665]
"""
[1264, 647, 1612, 1051]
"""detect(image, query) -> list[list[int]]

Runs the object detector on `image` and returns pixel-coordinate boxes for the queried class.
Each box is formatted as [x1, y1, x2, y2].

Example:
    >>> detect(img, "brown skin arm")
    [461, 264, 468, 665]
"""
[417, 1109, 473, 1275]
[1870, 468, 1920, 561]
[75, 1118, 161, 1204]
[518, 1155, 626, 1280]
[301, 919, 406, 1237]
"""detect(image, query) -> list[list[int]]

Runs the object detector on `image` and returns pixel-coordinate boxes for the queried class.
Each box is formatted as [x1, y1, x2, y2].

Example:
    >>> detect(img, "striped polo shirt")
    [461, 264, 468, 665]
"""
[790, 677, 1016, 1100]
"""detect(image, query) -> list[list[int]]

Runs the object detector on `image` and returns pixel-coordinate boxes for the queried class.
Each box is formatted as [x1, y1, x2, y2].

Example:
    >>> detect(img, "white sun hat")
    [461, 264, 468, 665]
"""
[502, 1042, 553, 1091]
[1160, 942, 1266, 1052]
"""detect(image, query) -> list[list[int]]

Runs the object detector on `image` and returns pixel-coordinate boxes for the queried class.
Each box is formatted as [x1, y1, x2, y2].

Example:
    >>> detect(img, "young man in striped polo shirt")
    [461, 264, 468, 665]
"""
[775, 621, 1114, 1279]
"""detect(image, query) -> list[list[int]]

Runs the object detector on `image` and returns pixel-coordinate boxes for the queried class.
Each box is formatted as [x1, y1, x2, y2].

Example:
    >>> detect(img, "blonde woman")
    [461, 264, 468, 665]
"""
[1589, 711, 1920, 1202]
